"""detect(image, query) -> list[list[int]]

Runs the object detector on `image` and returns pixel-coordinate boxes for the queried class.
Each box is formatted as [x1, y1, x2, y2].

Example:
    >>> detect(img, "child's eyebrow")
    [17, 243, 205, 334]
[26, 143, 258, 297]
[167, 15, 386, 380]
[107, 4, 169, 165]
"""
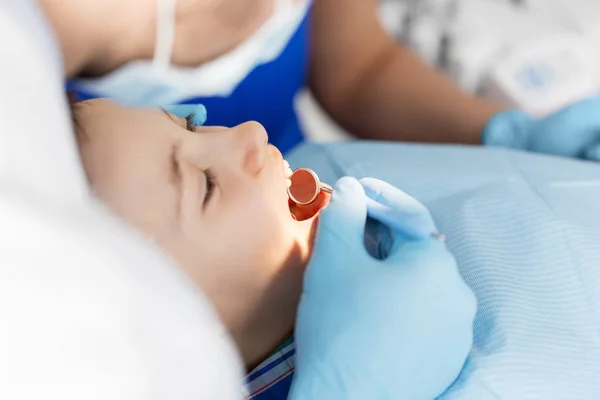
[161, 109, 183, 127]
[170, 142, 183, 219]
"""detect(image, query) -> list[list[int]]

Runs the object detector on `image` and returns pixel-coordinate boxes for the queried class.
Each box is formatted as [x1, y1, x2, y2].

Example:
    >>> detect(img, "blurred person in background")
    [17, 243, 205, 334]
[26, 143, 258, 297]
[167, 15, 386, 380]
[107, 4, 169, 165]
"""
[70, 0, 600, 160]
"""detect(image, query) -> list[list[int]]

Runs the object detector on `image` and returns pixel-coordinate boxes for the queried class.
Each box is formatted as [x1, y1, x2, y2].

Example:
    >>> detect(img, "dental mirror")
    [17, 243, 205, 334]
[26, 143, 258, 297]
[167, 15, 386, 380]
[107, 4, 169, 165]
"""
[288, 168, 332, 205]
[287, 167, 445, 241]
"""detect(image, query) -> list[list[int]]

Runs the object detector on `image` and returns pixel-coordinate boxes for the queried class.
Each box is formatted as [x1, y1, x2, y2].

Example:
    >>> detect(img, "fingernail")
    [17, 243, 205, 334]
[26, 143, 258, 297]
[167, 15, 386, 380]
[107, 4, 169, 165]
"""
[331, 177, 360, 203]
[334, 176, 356, 192]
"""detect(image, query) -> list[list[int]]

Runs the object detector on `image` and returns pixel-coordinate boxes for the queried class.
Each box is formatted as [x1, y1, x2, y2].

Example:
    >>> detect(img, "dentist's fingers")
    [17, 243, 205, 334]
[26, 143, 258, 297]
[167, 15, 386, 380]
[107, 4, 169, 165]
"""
[303, 177, 369, 289]
[164, 104, 207, 126]
[314, 177, 368, 251]
[360, 178, 438, 236]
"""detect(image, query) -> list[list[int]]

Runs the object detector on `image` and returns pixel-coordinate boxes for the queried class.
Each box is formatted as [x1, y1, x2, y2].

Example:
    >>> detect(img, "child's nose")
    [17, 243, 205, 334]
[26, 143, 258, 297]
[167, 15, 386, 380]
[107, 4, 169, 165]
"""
[233, 121, 269, 176]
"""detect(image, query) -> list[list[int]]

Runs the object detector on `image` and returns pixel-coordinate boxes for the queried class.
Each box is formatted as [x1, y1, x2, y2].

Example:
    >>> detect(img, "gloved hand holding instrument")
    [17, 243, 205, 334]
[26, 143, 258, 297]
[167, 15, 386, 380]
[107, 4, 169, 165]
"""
[289, 177, 477, 400]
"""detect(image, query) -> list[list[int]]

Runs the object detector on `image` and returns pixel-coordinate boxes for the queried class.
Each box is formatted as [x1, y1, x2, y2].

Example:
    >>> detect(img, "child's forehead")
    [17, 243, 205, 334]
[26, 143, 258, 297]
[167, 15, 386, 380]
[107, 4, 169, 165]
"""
[77, 99, 158, 123]
[75, 101, 180, 231]
[76, 100, 176, 179]
[75, 100, 178, 142]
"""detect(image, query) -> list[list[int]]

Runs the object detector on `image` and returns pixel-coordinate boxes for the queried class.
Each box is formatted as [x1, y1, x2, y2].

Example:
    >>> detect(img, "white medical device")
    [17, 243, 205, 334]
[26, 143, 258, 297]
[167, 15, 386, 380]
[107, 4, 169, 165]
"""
[385, 0, 600, 116]
[481, 33, 600, 116]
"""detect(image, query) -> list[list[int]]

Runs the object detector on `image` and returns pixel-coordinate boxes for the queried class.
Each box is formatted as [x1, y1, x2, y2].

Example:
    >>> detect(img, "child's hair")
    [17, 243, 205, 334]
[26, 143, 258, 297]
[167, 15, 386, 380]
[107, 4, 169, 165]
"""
[67, 91, 88, 144]
[67, 90, 79, 104]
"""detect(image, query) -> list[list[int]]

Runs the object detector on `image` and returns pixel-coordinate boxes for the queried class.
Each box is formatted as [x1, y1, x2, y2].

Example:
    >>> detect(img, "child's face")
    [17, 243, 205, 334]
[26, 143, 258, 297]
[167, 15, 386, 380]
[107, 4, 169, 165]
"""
[75, 99, 323, 366]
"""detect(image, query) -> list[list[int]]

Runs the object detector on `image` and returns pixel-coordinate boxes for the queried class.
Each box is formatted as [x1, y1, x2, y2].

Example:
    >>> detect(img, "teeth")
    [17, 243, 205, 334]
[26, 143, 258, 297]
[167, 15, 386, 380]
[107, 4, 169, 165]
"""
[282, 159, 293, 190]
[283, 159, 293, 179]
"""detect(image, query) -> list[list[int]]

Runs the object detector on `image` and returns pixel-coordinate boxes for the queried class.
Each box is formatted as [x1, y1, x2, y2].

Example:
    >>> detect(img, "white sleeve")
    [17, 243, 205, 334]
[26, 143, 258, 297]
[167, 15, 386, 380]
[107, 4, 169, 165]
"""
[0, 0, 89, 203]
[0, 196, 245, 400]
[0, 2, 244, 397]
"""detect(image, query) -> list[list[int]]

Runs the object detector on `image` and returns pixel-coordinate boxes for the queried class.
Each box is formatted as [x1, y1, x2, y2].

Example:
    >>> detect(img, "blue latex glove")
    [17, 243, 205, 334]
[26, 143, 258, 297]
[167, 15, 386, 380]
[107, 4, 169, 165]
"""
[163, 104, 208, 126]
[483, 96, 600, 160]
[289, 177, 477, 400]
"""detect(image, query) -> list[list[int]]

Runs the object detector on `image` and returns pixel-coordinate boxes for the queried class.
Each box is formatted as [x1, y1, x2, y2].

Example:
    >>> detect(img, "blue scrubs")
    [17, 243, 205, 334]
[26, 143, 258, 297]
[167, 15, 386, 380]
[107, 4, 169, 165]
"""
[68, 13, 312, 155]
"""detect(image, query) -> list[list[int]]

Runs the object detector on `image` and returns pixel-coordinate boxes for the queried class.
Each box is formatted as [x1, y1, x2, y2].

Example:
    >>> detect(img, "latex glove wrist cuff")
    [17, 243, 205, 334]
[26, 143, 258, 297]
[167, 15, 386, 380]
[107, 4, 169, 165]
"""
[482, 110, 535, 150]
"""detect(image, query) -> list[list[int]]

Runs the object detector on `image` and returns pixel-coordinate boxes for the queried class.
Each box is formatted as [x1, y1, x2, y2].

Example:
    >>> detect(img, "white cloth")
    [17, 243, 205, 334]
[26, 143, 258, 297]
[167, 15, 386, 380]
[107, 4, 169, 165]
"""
[288, 141, 600, 399]
[0, 1, 244, 399]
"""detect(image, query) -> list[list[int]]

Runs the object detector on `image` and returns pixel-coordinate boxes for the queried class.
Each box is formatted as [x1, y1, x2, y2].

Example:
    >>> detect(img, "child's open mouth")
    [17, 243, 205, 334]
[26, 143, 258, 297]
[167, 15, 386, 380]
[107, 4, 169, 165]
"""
[284, 160, 331, 221]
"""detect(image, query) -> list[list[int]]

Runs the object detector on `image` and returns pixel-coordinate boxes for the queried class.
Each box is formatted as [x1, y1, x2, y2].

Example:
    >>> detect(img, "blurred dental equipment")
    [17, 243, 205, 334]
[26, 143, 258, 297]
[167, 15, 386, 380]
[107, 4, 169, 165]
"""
[481, 33, 600, 116]
[380, 0, 600, 116]
[287, 167, 444, 240]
